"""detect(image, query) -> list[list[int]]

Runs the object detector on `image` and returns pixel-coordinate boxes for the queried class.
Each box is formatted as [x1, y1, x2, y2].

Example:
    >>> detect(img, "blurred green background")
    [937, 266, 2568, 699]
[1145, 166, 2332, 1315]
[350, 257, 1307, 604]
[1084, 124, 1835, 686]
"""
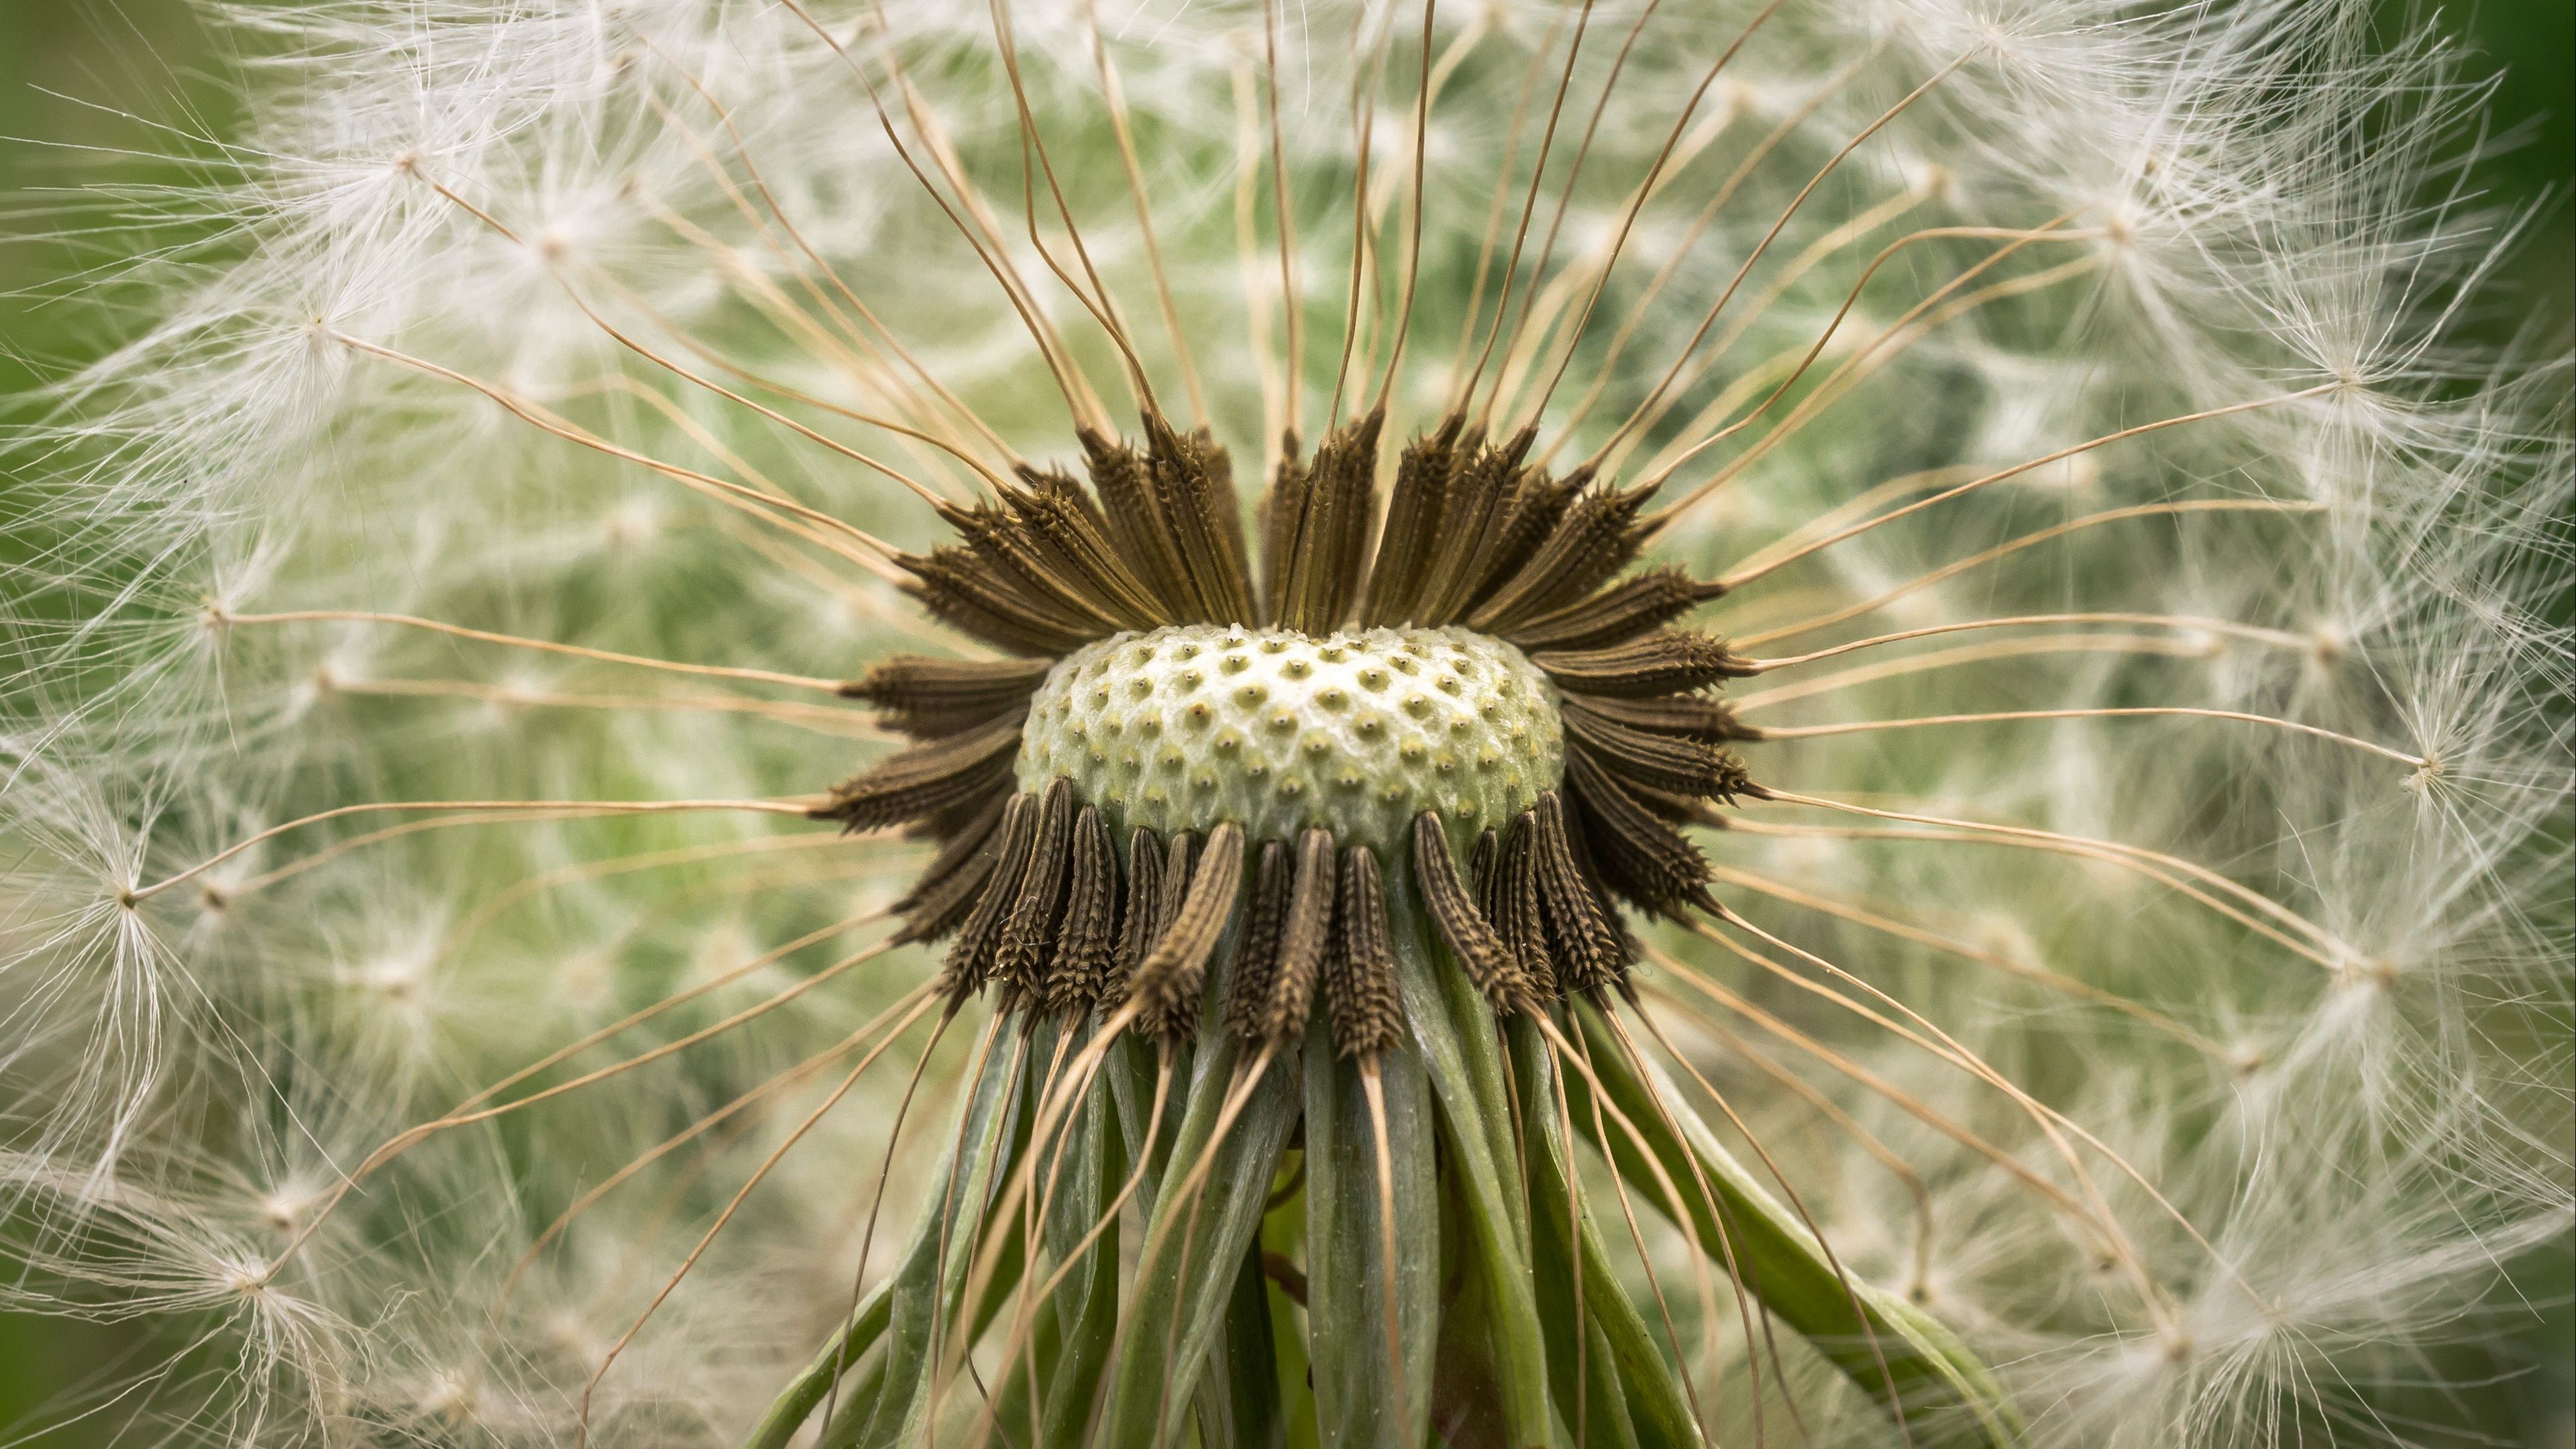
[1, 0, 2567, 1442]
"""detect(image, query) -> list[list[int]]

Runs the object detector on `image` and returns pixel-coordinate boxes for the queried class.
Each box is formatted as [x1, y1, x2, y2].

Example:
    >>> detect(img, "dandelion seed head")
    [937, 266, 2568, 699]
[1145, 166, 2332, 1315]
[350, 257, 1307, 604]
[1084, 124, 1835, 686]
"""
[2, 0, 2564, 1442]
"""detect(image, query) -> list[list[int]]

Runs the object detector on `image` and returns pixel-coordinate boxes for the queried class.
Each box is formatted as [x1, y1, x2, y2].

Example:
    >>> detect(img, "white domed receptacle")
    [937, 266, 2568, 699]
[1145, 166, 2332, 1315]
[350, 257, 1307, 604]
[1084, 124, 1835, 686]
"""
[1016, 624, 1566, 860]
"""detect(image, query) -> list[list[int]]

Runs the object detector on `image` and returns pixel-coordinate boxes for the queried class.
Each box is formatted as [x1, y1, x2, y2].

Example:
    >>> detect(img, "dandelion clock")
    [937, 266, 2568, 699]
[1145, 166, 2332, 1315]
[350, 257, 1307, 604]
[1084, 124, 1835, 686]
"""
[1, 1, 2567, 1446]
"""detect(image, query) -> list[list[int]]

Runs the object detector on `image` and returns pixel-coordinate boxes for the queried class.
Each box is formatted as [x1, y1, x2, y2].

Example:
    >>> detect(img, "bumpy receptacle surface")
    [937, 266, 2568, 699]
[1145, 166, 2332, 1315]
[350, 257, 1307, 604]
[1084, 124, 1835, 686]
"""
[1016, 625, 1564, 858]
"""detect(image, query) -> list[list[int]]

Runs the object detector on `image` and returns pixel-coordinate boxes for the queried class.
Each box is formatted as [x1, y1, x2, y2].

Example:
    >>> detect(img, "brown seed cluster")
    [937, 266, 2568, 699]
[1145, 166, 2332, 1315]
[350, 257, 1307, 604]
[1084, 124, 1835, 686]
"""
[815, 403, 1758, 1055]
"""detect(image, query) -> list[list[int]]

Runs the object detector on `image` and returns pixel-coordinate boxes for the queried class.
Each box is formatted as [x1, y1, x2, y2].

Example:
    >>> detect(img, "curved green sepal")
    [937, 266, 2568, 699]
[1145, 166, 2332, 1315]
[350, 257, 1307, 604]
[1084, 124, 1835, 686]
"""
[1569, 1000, 2022, 1448]
[1095, 1034, 1301, 1449]
[1385, 888, 1555, 1448]
[743, 1014, 1031, 1449]
[1509, 1018, 1700, 1449]
[1301, 1018, 1439, 1448]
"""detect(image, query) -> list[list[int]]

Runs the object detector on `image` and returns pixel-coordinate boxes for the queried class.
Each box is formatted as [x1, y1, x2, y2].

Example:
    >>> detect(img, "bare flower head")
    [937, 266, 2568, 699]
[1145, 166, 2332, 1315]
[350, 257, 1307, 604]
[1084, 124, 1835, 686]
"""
[2, 0, 2567, 1446]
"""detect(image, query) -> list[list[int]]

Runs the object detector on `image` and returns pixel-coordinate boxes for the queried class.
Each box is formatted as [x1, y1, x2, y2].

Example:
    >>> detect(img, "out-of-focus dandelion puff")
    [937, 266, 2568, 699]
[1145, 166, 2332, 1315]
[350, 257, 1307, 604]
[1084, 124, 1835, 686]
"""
[3, 0, 2567, 1444]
